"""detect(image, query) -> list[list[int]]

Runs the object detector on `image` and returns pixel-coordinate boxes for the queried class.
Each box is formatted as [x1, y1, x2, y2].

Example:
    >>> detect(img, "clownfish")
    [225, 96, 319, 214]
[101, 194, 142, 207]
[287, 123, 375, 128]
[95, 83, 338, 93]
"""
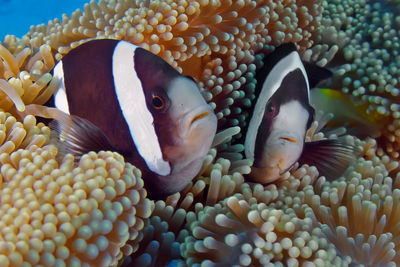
[244, 43, 357, 184]
[25, 39, 217, 199]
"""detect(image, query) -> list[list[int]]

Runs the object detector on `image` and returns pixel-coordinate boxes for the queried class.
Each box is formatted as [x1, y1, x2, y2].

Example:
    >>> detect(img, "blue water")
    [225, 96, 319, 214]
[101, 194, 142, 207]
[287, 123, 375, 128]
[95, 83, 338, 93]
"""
[0, 0, 89, 39]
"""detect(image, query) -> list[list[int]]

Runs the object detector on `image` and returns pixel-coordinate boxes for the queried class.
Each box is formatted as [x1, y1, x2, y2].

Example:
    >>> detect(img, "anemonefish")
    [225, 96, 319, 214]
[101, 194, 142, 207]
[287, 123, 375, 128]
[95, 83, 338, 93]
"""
[25, 39, 217, 199]
[244, 43, 357, 183]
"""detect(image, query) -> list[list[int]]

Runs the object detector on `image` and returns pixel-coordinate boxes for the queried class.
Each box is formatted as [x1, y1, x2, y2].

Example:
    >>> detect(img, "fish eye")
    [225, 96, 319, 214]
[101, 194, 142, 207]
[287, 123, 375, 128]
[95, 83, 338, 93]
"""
[267, 105, 275, 113]
[266, 101, 279, 117]
[152, 95, 165, 110]
[267, 102, 277, 113]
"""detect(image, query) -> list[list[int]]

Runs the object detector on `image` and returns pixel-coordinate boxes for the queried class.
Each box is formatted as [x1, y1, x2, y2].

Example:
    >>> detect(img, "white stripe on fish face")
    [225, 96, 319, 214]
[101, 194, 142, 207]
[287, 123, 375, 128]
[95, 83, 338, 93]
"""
[112, 41, 171, 176]
[165, 75, 217, 167]
[53, 61, 70, 115]
[270, 100, 309, 135]
[255, 100, 309, 176]
[245, 50, 309, 161]
[167, 76, 215, 138]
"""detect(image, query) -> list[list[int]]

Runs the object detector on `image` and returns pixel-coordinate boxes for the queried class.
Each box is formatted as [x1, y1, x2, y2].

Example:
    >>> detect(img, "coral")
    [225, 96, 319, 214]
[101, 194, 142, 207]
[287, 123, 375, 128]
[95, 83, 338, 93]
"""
[0, 145, 153, 266]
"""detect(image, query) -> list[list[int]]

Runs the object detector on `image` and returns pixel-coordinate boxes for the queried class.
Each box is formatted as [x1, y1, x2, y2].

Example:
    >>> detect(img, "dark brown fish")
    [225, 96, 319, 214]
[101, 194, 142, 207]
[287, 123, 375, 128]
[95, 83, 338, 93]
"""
[245, 43, 356, 183]
[28, 39, 217, 199]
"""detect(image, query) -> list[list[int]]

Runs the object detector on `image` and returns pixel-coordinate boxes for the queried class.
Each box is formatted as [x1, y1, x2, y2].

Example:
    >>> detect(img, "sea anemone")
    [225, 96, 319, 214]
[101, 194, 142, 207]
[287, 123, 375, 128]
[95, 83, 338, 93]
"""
[0, 42, 58, 113]
[0, 0, 324, 133]
[305, 138, 400, 266]
[0, 0, 399, 266]
[0, 115, 153, 266]
[122, 126, 254, 265]
[0, 112, 49, 155]
[313, 0, 400, 159]
[181, 188, 350, 266]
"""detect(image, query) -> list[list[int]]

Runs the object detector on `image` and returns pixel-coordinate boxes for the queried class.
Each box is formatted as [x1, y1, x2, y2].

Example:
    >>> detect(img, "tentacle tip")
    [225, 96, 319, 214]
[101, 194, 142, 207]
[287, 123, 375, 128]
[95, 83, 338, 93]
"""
[17, 105, 26, 112]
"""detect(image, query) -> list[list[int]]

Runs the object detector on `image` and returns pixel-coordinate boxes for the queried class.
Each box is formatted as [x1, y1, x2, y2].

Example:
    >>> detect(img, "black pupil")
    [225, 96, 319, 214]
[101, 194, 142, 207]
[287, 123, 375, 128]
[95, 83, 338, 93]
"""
[152, 97, 163, 108]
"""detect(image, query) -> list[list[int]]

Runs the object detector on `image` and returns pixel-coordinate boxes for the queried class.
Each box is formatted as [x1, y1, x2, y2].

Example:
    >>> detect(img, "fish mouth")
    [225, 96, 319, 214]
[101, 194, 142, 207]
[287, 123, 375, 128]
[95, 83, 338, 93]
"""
[279, 136, 299, 144]
[190, 111, 211, 125]
[275, 135, 302, 174]
[177, 106, 216, 138]
[278, 162, 296, 175]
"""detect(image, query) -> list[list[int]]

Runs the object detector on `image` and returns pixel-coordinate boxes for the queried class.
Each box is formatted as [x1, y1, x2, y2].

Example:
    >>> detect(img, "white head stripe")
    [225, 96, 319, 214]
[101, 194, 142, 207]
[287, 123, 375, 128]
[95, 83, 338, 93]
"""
[272, 101, 309, 134]
[245, 51, 309, 160]
[112, 41, 171, 176]
[53, 61, 70, 115]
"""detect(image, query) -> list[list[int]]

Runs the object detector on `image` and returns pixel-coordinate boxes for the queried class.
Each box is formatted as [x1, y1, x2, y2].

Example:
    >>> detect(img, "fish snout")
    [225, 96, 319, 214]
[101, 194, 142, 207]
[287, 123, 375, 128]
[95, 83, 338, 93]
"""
[263, 132, 304, 174]
[177, 106, 217, 138]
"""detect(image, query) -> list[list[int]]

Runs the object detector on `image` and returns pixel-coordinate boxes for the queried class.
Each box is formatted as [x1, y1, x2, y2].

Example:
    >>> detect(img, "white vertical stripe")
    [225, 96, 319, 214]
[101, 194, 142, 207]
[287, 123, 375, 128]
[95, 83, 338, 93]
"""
[53, 61, 70, 115]
[245, 51, 309, 160]
[112, 41, 171, 176]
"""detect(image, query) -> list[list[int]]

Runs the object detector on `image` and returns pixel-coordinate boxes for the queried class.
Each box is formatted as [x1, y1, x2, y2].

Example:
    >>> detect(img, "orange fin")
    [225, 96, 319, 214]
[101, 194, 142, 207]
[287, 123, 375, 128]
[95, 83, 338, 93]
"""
[299, 139, 358, 181]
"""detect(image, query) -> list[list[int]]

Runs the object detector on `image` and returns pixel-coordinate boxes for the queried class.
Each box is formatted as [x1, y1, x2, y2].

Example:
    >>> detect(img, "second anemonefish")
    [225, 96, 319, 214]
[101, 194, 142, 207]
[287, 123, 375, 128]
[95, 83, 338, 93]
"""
[24, 39, 217, 199]
[244, 43, 357, 183]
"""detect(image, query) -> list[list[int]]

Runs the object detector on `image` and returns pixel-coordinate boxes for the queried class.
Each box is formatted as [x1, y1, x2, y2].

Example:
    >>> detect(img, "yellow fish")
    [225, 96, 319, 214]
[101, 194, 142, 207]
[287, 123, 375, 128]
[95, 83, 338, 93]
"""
[310, 88, 387, 137]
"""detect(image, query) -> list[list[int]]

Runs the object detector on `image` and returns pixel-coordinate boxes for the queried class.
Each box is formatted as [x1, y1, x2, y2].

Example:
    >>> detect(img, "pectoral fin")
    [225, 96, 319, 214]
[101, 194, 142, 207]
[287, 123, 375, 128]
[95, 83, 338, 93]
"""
[20, 104, 115, 160]
[299, 139, 358, 180]
[50, 115, 115, 160]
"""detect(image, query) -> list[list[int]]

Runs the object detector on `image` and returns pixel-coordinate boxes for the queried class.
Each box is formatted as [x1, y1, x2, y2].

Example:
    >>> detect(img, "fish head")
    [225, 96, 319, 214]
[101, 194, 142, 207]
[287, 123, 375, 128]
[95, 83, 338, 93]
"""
[114, 45, 217, 198]
[134, 59, 217, 195]
[248, 72, 314, 182]
[252, 100, 310, 183]
[157, 76, 217, 193]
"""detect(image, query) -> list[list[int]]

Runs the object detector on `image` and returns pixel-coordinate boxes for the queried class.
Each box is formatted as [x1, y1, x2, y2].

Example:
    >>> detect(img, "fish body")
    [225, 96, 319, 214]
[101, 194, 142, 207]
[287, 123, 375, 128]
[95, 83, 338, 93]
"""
[245, 43, 355, 183]
[39, 39, 217, 198]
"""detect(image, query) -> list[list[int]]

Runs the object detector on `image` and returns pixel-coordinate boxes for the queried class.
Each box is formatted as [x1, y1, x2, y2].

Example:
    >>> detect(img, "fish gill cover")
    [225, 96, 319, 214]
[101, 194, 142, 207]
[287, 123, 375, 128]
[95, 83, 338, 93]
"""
[0, 0, 399, 266]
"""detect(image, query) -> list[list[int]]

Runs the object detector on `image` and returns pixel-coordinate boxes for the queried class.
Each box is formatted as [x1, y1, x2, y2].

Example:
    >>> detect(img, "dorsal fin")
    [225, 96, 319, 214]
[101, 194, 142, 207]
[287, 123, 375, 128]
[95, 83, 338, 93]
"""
[302, 61, 332, 88]
[255, 43, 298, 91]
[258, 43, 332, 90]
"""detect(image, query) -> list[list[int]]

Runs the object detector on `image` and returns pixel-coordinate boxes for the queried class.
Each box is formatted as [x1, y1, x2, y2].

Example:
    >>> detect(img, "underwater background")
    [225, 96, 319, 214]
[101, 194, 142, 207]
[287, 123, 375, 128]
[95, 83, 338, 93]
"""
[0, 0, 399, 266]
[0, 0, 88, 38]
